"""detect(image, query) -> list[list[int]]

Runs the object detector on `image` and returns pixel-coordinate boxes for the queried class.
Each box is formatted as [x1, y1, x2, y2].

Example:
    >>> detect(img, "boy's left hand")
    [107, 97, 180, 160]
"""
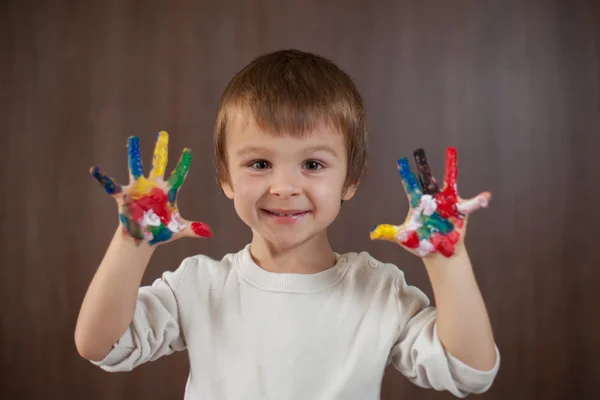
[370, 147, 491, 258]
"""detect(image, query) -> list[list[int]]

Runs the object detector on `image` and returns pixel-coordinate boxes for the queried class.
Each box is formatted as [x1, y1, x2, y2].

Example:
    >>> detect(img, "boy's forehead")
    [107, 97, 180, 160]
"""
[227, 111, 344, 150]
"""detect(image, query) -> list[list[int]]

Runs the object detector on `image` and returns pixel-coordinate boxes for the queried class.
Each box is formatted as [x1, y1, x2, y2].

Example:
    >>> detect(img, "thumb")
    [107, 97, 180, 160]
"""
[456, 191, 492, 215]
[180, 219, 213, 239]
[369, 223, 402, 243]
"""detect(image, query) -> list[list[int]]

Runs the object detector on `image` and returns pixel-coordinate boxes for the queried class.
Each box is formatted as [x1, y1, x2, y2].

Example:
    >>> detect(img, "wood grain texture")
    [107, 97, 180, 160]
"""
[1, 0, 598, 399]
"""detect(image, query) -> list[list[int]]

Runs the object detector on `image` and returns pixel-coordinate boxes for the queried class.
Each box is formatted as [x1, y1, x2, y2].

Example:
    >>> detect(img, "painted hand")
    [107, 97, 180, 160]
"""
[370, 147, 490, 258]
[90, 131, 213, 245]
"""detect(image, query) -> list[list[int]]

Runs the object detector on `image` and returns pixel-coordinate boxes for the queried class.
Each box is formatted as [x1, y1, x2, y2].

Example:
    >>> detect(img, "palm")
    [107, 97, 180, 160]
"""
[370, 147, 490, 258]
[90, 131, 212, 245]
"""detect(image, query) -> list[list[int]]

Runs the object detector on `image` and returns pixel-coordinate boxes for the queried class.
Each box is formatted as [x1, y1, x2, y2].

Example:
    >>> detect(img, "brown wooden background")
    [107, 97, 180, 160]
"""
[2, 0, 599, 399]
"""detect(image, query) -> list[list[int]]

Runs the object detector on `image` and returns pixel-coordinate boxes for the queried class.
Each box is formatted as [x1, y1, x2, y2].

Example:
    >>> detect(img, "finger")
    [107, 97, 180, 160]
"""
[190, 221, 213, 238]
[413, 148, 440, 195]
[167, 148, 192, 203]
[370, 224, 401, 242]
[370, 222, 423, 251]
[128, 136, 144, 181]
[90, 166, 122, 195]
[148, 131, 169, 181]
[397, 158, 422, 208]
[456, 191, 491, 215]
[442, 147, 458, 197]
[178, 217, 213, 239]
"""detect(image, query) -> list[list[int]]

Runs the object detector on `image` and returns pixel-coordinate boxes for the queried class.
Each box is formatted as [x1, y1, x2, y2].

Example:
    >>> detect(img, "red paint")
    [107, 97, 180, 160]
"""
[191, 222, 213, 238]
[132, 188, 171, 224]
[125, 188, 172, 225]
[435, 147, 460, 219]
[127, 200, 145, 222]
[430, 233, 455, 258]
[452, 217, 465, 229]
[443, 147, 458, 195]
[401, 231, 420, 249]
[447, 230, 460, 245]
[433, 193, 459, 219]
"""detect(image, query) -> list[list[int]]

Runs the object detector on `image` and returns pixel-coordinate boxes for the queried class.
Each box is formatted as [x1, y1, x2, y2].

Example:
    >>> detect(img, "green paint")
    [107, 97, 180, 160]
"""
[148, 224, 173, 244]
[168, 149, 192, 190]
[119, 213, 143, 239]
[417, 226, 432, 240]
[423, 212, 454, 234]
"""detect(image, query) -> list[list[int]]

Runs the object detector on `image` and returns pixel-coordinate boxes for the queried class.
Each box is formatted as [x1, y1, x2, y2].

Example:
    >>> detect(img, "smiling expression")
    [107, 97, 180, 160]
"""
[222, 114, 357, 250]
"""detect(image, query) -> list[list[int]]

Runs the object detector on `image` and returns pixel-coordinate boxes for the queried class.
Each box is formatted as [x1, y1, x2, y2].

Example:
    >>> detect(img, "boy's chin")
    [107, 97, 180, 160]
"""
[264, 235, 307, 251]
[256, 229, 329, 252]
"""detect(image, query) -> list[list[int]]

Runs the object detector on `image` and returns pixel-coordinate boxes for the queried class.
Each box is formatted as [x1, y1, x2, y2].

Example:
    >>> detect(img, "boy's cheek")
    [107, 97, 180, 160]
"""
[311, 181, 346, 204]
[232, 179, 264, 202]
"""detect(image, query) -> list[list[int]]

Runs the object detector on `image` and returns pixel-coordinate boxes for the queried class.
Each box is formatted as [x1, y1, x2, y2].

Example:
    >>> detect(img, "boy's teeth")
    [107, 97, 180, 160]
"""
[270, 211, 301, 216]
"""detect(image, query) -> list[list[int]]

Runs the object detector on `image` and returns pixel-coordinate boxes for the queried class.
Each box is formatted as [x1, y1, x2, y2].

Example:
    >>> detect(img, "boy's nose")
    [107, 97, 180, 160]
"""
[269, 171, 301, 198]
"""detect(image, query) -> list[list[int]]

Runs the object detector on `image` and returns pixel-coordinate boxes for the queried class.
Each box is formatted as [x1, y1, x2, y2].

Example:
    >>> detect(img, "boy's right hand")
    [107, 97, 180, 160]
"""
[90, 131, 213, 246]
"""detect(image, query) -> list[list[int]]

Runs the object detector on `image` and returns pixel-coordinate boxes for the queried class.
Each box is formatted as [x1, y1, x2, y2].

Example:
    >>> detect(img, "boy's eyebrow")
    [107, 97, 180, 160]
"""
[302, 145, 338, 157]
[235, 145, 338, 157]
[235, 146, 272, 157]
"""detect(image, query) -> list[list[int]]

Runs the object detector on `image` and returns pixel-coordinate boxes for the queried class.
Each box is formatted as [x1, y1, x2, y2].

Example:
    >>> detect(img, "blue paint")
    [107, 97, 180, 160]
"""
[167, 187, 178, 204]
[128, 136, 143, 179]
[91, 166, 121, 195]
[119, 213, 129, 226]
[397, 158, 422, 208]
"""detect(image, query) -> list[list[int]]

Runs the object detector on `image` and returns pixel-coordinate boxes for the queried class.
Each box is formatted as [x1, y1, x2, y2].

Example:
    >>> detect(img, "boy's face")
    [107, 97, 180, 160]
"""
[222, 114, 357, 251]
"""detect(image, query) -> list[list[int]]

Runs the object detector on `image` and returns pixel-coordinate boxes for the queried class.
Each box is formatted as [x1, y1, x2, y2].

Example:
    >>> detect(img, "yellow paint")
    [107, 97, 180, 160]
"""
[129, 177, 157, 198]
[149, 131, 169, 180]
[369, 224, 400, 242]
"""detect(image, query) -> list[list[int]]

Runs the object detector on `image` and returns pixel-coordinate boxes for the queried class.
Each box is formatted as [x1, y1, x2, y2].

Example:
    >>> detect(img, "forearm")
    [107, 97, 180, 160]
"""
[423, 243, 497, 371]
[75, 227, 155, 361]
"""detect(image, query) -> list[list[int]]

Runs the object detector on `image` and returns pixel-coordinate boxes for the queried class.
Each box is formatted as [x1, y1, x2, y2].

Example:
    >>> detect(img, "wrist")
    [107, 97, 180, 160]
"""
[422, 241, 469, 273]
[112, 226, 156, 256]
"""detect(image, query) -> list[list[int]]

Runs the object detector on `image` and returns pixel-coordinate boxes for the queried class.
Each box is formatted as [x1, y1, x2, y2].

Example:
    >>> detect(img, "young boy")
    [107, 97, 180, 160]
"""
[75, 49, 500, 399]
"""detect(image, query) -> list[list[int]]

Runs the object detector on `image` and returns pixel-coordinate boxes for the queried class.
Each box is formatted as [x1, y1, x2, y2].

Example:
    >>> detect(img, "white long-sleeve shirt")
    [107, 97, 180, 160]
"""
[92, 244, 500, 399]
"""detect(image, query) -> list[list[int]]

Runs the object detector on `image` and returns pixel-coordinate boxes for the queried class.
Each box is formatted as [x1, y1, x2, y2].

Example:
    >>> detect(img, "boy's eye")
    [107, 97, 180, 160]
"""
[304, 160, 324, 171]
[250, 160, 271, 169]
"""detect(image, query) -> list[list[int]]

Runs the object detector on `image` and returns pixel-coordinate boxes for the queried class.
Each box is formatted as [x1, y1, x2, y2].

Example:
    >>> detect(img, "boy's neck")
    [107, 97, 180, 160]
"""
[249, 232, 337, 274]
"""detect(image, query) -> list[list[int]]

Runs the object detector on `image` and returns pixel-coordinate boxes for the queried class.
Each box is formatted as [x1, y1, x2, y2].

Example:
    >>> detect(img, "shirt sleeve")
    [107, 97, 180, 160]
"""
[90, 258, 192, 372]
[389, 272, 500, 397]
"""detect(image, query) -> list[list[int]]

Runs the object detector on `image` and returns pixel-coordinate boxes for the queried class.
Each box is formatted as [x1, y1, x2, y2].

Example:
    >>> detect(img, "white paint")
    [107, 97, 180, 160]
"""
[419, 195, 437, 216]
[417, 240, 435, 257]
[406, 208, 423, 231]
[457, 195, 489, 214]
[167, 211, 187, 233]
[396, 227, 409, 243]
[396, 209, 422, 243]
[143, 210, 161, 227]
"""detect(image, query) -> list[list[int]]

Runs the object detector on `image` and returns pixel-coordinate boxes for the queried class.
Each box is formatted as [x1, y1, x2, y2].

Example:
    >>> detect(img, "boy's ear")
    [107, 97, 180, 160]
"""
[341, 182, 359, 202]
[221, 181, 235, 200]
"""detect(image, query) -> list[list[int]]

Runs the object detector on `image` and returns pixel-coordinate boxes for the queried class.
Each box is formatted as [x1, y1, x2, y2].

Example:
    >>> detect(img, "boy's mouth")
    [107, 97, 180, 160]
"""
[262, 209, 310, 217]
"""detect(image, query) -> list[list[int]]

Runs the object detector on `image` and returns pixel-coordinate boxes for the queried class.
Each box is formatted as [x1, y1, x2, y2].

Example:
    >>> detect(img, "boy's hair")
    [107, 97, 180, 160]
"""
[213, 49, 369, 193]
